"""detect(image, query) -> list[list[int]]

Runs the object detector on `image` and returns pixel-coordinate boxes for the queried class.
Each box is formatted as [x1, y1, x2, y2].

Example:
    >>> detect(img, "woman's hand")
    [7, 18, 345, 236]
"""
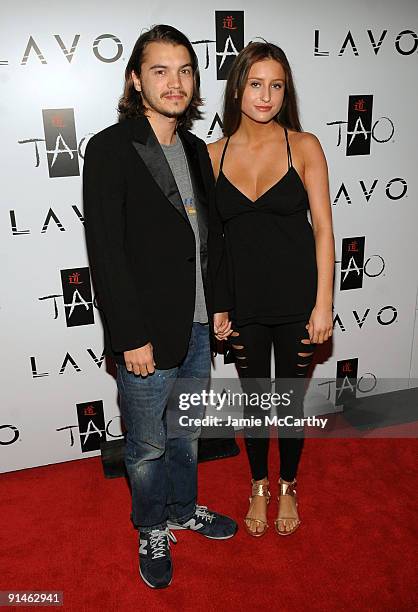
[306, 305, 333, 344]
[214, 312, 233, 341]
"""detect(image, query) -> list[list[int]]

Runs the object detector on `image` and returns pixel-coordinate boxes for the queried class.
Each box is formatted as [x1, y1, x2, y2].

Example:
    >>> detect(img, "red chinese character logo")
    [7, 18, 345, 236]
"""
[68, 272, 83, 284]
[51, 114, 65, 128]
[347, 240, 358, 252]
[223, 15, 237, 30]
[84, 405, 96, 416]
[342, 362, 352, 373]
[353, 99, 367, 112]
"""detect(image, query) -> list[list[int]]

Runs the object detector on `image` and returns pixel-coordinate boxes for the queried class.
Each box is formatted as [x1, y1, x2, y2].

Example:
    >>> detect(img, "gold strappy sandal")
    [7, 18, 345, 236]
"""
[274, 478, 301, 536]
[244, 479, 271, 537]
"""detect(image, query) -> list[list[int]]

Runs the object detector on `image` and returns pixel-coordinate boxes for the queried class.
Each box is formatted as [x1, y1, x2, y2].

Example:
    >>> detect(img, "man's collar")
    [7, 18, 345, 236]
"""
[131, 115, 151, 144]
[130, 115, 196, 148]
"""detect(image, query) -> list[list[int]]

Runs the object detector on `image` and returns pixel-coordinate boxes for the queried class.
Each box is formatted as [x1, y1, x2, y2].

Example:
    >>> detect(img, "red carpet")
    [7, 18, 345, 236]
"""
[1, 437, 417, 611]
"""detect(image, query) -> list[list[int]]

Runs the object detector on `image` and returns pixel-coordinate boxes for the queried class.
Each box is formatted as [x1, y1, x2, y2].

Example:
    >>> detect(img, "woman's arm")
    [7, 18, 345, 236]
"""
[207, 140, 233, 340]
[300, 132, 335, 344]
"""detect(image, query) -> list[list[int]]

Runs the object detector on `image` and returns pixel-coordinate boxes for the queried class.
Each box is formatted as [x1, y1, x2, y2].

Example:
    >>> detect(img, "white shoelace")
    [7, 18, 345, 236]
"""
[149, 528, 177, 560]
[195, 505, 215, 523]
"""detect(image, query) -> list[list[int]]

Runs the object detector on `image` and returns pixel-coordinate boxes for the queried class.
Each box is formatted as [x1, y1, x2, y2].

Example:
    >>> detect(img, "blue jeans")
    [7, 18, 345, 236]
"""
[116, 323, 210, 532]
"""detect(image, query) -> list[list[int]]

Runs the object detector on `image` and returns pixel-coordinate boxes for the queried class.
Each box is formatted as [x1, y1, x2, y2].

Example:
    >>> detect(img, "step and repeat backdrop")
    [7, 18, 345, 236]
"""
[1, 0, 417, 472]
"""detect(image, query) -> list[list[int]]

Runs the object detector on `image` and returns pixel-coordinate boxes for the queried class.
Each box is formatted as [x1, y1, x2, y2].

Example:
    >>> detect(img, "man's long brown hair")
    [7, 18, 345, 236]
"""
[223, 41, 302, 136]
[118, 24, 203, 129]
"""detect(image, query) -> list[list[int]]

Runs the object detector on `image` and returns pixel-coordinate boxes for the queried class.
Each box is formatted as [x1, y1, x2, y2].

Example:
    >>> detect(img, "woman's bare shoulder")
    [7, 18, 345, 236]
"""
[290, 130, 325, 162]
[288, 130, 320, 146]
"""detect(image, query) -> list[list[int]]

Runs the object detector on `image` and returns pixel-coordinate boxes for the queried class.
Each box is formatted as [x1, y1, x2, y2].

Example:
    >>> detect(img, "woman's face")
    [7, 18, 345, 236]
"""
[240, 58, 286, 124]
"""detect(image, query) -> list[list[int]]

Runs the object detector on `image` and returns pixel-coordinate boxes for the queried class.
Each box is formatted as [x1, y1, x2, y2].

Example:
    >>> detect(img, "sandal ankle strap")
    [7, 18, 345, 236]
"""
[251, 479, 270, 498]
[278, 478, 297, 497]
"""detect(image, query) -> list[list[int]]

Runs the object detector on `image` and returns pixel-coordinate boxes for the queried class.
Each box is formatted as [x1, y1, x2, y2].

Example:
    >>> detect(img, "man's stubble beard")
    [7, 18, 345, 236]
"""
[140, 87, 191, 120]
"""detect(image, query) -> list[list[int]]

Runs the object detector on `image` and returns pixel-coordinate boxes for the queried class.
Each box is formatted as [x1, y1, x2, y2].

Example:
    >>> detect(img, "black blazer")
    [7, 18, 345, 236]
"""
[83, 116, 231, 369]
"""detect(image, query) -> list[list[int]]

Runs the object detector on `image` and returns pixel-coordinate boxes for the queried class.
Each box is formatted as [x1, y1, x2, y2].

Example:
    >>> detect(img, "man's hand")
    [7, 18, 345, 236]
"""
[124, 343, 155, 377]
[214, 312, 232, 341]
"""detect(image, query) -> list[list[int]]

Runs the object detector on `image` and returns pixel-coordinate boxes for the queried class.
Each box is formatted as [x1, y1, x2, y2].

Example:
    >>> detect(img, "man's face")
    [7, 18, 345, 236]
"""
[132, 41, 194, 120]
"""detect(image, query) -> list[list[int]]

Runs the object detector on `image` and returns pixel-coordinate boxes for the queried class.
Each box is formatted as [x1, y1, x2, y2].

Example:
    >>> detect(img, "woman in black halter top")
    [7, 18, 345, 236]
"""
[216, 127, 318, 327]
[208, 43, 335, 537]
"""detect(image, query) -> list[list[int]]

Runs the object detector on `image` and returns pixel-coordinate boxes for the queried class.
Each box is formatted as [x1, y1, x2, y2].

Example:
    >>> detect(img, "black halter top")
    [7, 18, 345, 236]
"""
[215, 127, 318, 326]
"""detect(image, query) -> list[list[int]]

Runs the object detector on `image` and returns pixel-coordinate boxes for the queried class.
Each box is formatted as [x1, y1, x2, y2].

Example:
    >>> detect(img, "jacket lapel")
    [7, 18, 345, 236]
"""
[131, 117, 189, 224]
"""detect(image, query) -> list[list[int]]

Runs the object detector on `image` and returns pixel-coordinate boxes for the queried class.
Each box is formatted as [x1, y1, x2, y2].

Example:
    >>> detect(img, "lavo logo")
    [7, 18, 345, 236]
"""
[314, 29, 418, 56]
[332, 177, 407, 206]
[56, 403, 123, 452]
[30, 347, 105, 378]
[1, 34, 124, 66]
[333, 306, 398, 332]
[337, 237, 385, 291]
[18, 108, 93, 177]
[327, 95, 394, 156]
[0, 424, 20, 445]
[9, 203, 84, 236]
[38, 267, 95, 327]
[316, 358, 377, 406]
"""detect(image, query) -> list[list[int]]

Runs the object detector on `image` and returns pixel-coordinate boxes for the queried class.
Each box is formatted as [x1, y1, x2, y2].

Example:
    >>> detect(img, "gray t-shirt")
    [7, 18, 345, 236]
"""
[161, 136, 208, 324]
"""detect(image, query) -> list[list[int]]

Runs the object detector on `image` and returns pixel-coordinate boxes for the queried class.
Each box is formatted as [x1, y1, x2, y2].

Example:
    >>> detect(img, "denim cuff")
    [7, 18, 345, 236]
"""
[168, 504, 197, 525]
[137, 521, 167, 534]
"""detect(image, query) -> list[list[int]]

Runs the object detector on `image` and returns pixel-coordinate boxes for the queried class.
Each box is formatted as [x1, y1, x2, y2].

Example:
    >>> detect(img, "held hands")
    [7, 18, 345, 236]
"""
[306, 305, 334, 344]
[214, 312, 233, 341]
[124, 342, 155, 377]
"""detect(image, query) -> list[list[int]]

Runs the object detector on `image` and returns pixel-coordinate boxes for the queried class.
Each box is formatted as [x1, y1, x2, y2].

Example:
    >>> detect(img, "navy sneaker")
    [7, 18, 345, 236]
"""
[167, 505, 237, 539]
[138, 527, 177, 589]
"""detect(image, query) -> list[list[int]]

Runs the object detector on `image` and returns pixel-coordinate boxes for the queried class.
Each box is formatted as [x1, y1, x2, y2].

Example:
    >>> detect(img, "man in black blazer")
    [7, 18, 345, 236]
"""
[83, 25, 236, 589]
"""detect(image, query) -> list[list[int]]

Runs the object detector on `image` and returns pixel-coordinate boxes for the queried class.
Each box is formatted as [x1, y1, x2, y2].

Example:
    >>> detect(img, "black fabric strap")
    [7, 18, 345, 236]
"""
[284, 127, 293, 168]
[219, 136, 231, 172]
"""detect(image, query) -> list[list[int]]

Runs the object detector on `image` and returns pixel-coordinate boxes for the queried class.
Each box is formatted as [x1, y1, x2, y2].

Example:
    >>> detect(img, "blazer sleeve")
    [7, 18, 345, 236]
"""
[203, 144, 234, 314]
[83, 136, 150, 353]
